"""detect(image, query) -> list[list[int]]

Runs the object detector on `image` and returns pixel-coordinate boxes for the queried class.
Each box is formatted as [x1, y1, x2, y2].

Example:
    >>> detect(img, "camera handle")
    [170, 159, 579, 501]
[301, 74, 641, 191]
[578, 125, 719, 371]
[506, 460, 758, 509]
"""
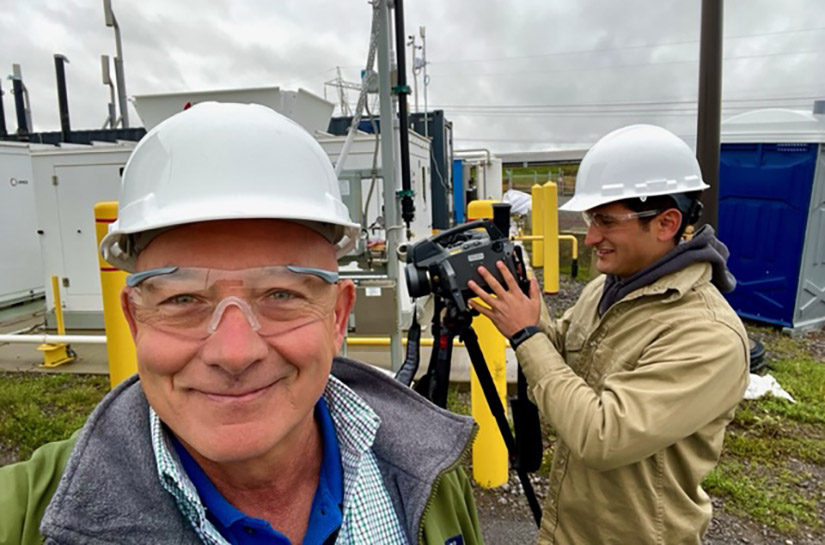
[459, 325, 543, 527]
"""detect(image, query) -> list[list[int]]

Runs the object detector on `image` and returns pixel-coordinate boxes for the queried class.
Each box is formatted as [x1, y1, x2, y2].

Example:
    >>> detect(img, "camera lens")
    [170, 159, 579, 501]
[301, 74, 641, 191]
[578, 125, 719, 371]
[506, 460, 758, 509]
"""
[404, 263, 431, 298]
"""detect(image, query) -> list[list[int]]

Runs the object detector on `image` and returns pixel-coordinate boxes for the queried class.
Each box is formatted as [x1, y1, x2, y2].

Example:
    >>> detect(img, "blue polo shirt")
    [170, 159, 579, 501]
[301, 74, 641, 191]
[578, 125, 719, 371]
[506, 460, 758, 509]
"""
[172, 398, 344, 545]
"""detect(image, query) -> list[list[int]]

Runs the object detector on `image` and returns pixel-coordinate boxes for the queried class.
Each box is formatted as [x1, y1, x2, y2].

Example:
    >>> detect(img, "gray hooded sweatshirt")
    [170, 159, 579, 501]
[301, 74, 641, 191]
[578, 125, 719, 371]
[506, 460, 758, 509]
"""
[39, 358, 476, 544]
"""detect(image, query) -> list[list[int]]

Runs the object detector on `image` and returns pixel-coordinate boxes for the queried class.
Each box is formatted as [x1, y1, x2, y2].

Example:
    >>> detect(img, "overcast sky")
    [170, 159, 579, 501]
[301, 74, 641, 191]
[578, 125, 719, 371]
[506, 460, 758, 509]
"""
[1, 0, 824, 152]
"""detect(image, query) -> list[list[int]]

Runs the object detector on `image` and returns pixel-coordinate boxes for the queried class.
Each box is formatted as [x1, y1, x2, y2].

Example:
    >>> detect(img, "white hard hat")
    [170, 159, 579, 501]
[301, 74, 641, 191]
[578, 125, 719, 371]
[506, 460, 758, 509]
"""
[100, 102, 359, 272]
[560, 124, 710, 212]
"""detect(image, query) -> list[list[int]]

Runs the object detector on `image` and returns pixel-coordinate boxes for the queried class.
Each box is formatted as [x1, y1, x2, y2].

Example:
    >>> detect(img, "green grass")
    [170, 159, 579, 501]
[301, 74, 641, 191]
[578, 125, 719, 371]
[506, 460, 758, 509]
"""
[704, 459, 820, 533]
[702, 325, 825, 534]
[0, 372, 109, 461]
[446, 385, 471, 416]
[558, 260, 590, 284]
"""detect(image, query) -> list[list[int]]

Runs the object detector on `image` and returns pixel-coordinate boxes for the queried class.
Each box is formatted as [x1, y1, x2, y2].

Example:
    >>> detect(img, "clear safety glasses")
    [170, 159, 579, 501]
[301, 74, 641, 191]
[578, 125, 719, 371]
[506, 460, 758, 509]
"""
[581, 209, 662, 231]
[126, 265, 340, 340]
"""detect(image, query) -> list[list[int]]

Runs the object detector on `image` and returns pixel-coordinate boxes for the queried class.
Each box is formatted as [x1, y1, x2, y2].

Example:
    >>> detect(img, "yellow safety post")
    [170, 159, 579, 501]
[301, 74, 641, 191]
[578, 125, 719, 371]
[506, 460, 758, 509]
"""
[37, 276, 76, 367]
[95, 202, 137, 388]
[466, 200, 508, 488]
[531, 184, 544, 267]
[542, 181, 559, 293]
[466, 199, 495, 222]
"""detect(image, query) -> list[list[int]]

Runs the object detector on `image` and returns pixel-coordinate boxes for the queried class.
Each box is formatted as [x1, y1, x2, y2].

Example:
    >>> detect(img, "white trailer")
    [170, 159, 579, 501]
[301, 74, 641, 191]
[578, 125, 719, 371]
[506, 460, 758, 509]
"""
[0, 142, 45, 308]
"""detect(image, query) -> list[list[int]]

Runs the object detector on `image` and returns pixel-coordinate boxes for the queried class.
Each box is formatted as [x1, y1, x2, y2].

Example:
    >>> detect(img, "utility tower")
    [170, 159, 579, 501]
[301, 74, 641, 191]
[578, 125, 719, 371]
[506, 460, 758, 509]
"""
[323, 67, 362, 116]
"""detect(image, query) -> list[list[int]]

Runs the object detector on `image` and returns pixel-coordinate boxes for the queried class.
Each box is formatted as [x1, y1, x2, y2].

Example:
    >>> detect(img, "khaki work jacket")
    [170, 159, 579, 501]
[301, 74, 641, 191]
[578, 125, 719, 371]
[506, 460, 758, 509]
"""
[517, 262, 749, 545]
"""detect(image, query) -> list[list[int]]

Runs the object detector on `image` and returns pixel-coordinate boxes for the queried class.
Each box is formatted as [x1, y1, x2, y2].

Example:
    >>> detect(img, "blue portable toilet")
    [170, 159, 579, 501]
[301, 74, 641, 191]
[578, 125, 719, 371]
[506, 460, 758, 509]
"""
[719, 105, 825, 331]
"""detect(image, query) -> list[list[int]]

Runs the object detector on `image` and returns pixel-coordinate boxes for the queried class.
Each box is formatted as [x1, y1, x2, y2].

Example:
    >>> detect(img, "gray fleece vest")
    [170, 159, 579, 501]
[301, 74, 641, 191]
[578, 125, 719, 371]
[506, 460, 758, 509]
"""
[40, 357, 476, 544]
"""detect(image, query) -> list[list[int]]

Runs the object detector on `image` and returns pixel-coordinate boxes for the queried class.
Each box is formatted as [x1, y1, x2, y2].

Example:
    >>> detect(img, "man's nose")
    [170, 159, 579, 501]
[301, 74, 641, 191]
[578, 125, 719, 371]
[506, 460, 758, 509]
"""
[584, 223, 603, 247]
[201, 305, 268, 375]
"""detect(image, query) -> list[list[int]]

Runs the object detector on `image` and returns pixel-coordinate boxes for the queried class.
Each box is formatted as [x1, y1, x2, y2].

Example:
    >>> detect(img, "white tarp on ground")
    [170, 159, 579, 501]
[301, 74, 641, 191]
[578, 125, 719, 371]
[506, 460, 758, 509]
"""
[744, 373, 795, 403]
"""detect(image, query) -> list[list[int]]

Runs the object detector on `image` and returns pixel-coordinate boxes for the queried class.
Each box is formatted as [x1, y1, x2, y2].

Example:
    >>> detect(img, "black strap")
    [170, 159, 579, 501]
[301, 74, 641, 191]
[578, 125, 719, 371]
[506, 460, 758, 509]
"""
[509, 325, 541, 350]
[395, 306, 421, 386]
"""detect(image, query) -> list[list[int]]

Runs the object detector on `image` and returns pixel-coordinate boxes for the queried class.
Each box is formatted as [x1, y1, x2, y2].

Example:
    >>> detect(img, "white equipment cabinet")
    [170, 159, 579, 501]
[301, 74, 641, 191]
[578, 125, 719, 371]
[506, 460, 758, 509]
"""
[319, 130, 432, 331]
[30, 142, 136, 328]
[0, 143, 45, 307]
[318, 130, 432, 241]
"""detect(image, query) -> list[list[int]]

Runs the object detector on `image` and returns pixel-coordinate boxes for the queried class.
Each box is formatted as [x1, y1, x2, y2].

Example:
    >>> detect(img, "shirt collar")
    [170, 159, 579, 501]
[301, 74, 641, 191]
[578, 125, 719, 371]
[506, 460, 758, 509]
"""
[169, 397, 344, 542]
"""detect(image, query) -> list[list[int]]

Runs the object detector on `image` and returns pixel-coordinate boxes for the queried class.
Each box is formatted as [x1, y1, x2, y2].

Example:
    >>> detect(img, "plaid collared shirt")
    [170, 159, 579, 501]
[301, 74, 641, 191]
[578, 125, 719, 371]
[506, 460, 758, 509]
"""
[150, 375, 408, 545]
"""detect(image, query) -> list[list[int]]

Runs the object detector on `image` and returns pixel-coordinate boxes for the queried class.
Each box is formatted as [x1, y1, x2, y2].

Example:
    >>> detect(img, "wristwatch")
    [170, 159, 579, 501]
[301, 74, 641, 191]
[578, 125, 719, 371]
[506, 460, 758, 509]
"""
[509, 325, 541, 350]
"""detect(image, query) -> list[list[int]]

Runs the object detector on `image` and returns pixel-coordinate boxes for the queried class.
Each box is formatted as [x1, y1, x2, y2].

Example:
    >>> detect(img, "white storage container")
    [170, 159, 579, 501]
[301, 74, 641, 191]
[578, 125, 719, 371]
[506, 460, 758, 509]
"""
[0, 142, 45, 307]
[30, 142, 136, 328]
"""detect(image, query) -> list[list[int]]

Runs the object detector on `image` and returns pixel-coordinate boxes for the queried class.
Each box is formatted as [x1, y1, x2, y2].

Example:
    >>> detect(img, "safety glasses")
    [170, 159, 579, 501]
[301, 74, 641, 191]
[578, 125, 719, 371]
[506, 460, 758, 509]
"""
[126, 265, 339, 340]
[581, 209, 662, 231]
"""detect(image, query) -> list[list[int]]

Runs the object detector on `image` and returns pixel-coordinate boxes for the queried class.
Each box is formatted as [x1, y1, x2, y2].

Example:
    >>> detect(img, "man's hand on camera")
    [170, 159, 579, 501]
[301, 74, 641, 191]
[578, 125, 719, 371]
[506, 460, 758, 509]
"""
[467, 260, 541, 339]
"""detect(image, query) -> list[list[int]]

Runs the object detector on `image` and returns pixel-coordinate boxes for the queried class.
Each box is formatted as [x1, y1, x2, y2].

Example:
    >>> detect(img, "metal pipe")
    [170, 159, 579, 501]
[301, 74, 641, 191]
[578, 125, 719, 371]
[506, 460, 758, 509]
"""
[346, 337, 464, 347]
[558, 234, 578, 260]
[101, 55, 117, 129]
[455, 148, 491, 164]
[54, 54, 71, 142]
[392, 0, 415, 229]
[377, 0, 403, 371]
[104, 0, 129, 128]
[695, 0, 724, 230]
[11, 73, 28, 135]
[0, 334, 107, 344]
[12, 64, 32, 133]
[514, 233, 578, 278]
[421, 25, 428, 139]
[0, 80, 7, 137]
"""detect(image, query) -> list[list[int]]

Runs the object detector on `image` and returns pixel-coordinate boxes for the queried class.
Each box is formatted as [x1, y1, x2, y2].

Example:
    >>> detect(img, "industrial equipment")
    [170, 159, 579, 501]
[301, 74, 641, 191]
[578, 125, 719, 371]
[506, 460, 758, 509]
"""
[30, 141, 136, 328]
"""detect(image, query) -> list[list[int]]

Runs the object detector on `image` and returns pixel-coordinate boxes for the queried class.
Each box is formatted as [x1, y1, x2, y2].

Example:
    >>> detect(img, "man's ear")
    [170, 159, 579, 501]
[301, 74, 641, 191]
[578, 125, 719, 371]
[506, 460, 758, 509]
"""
[655, 209, 682, 242]
[121, 288, 139, 340]
[332, 280, 356, 353]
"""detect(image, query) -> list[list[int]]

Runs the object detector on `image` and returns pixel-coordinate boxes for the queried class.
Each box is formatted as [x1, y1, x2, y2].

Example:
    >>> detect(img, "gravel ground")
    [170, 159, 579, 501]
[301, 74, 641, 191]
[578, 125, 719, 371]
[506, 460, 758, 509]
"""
[468, 266, 825, 544]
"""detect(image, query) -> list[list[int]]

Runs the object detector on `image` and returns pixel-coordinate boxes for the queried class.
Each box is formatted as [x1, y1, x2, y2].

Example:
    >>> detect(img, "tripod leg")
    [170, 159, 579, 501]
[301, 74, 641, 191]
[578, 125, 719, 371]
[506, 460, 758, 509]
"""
[461, 327, 543, 526]
[428, 327, 454, 408]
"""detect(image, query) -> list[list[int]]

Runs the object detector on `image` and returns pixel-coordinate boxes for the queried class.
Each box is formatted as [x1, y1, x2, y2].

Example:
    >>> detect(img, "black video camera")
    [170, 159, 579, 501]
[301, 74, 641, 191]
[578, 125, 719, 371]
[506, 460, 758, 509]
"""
[403, 218, 526, 314]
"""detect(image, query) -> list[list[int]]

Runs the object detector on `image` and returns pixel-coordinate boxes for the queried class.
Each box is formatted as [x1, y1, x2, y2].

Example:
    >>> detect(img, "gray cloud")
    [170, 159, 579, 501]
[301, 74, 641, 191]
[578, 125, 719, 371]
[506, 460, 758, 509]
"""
[1, 0, 823, 151]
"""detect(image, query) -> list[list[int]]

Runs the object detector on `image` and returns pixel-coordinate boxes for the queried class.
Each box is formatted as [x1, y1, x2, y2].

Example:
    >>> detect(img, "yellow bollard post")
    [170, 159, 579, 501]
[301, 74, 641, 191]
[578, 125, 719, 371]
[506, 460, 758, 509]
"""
[542, 181, 559, 294]
[52, 276, 67, 336]
[466, 200, 508, 488]
[531, 184, 544, 268]
[37, 276, 76, 367]
[466, 199, 495, 223]
[95, 202, 137, 388]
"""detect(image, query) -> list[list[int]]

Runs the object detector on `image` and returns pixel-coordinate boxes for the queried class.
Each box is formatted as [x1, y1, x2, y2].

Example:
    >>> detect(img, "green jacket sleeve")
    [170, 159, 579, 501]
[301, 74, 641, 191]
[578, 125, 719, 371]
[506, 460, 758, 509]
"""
[420, 467, 485, 545]
[0, 433, 78, 545]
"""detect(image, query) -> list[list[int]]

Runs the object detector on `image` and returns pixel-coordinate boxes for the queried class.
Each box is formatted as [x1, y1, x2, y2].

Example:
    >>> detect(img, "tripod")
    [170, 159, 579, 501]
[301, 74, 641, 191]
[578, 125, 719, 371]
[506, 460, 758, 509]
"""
[419, 298, 543, 526]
